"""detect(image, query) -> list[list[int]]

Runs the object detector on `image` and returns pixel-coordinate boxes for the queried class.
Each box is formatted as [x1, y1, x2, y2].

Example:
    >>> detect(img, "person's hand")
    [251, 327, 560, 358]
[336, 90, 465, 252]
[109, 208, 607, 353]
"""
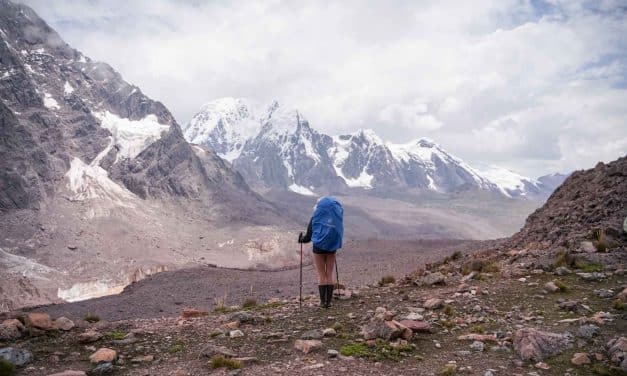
[298, 232, 303, 243]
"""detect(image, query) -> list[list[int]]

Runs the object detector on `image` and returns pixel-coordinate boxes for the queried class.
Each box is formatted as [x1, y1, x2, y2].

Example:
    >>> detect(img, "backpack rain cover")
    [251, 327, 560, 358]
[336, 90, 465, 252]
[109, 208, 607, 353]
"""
[312, 196, 344, 252]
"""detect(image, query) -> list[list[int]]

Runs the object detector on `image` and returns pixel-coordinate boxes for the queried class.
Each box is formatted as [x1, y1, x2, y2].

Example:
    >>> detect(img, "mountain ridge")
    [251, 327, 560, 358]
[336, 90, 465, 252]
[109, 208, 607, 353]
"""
[183, 97, 566, 199]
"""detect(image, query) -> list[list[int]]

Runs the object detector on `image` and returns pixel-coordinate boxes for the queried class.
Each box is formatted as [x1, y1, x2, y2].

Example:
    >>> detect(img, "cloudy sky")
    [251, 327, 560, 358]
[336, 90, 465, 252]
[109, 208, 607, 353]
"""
[22, 0, 627, 176]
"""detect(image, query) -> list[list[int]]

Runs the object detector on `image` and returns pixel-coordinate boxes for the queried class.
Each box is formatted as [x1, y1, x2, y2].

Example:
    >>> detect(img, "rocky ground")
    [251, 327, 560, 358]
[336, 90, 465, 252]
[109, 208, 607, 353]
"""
[1, 239, 625, 376]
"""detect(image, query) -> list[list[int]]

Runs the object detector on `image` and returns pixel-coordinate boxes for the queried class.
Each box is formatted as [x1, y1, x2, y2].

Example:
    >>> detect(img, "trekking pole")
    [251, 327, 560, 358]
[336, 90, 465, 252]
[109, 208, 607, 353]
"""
[299, 242, 303, 308]
[335, 258, 340, 299]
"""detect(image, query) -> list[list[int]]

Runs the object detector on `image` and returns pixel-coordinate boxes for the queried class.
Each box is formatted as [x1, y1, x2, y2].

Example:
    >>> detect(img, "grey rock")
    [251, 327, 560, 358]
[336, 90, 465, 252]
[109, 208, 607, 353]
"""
[577, 325, 599, 340]
[301, 329, 324, 340]
[470, 341, 485, 352]
[201, 344, 237, 358]
[416, 272, 446, 286]
[0, 346, 33, 366]
[554, 267, 571, 276]
[229, 312, 259, 324]
[327, 349, 339, 358]
[594, 289, 615, 298]
[87, 362, 113, 375]
[513, 328, 572, 361]
[577, 272, 606, 281]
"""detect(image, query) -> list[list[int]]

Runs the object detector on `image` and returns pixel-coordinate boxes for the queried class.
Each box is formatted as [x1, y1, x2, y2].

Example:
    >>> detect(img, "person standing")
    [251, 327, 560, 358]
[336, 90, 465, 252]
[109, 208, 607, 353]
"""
[298, 196, 344, 308]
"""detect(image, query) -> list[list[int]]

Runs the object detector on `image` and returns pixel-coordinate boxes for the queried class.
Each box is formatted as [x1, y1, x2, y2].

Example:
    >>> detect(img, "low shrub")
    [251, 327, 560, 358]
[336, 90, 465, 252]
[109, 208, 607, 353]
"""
[84, 313, 100, 323]
[378, 275, 396, 286]
[208, 355, 241, 369]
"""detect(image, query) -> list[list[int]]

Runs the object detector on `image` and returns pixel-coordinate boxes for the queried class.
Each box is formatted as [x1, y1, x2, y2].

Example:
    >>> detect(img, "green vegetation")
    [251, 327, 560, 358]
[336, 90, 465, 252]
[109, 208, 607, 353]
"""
[591, 364, 626, 375]
[332, 322, 344, 332]
[575, 260, 604, 272]
[439, 364, 457, 375]
[481, 261, 500, 273]
[209, 330, 223, 338]
[554, 250, 569, 268]
[340, 342, 370, 357]
[340, 340, 415, 362]
[105, 331, 126, 340]
[553, 279, 569, 292]
[167, 343, 184, 354]
[442, 304, 455, 316]
[0, 358, 15, 376]
[208, 355, 241, 369]
[613, 299, 625, 311]
[469, 324, 485, 334]
[442, 251, 462, 264]
[593, 229, 608, 252]
[83, 313, 100, 323]
[378, 275, 396, 286]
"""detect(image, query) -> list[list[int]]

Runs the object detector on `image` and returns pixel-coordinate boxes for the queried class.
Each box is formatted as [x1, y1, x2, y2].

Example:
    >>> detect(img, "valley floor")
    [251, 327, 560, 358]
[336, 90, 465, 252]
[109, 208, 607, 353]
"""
[24, 239, 485, 321]
[2, 240, 625, 376]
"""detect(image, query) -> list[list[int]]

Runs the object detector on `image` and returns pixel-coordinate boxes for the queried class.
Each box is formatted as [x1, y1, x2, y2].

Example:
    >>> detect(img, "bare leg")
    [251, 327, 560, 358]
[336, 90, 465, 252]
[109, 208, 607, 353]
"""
[324, 253, 336, 285]
[313, 253, 326, 285]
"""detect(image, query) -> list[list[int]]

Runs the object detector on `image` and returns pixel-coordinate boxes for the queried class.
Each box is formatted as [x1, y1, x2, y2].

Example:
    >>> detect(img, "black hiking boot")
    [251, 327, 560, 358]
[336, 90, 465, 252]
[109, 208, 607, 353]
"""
[324, 284, 334, 308]
[318, 285, 326, 307]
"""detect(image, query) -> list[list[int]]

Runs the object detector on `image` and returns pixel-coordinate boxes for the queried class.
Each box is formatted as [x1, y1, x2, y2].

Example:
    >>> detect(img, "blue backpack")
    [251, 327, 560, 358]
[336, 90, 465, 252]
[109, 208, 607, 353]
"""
[312, 196, 344, 252]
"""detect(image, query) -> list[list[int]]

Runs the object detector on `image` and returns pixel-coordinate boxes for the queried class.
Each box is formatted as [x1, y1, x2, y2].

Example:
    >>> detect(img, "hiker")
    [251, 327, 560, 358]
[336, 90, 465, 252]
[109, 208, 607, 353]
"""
[298, 196, 344, 308]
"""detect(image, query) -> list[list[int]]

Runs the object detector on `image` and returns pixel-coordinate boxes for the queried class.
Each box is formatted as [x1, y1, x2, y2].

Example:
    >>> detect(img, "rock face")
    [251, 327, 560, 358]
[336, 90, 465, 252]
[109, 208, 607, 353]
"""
[509, 156, 627, 249]
[0, 0, 285, 312]
[513, 328, 572, 361]
[184, 98, 556, 197]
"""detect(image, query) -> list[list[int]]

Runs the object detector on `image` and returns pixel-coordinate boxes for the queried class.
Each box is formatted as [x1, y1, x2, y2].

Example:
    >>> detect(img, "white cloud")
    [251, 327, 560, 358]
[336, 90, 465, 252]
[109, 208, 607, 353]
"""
[19, 0, 627, 177]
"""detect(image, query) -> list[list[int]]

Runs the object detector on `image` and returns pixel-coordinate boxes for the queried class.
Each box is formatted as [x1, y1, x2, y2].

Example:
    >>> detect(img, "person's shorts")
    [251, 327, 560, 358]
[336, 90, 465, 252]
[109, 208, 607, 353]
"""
[313, 247, 337, 254]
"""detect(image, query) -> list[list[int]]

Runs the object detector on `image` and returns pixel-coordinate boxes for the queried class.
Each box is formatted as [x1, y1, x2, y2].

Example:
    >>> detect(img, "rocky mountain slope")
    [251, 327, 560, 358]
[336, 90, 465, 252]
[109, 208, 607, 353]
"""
[184, 98, 562, 199]
[0, 0, 294, 312]
[509, 156, 626, 250]
[0, 155, 625, 375]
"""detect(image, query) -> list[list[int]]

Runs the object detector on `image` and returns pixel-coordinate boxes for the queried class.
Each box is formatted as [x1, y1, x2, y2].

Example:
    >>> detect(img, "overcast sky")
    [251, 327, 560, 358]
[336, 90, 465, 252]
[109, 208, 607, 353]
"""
[21, 0, 627, 177]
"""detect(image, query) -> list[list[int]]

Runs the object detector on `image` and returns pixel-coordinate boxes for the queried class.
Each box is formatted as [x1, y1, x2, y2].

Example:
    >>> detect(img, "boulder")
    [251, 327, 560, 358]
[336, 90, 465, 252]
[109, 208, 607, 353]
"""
[423, 298, 444, 310]
[25, 312, 53, 330]
[301, 329, 324, 340]
[617, 287, 627, 302]
[580, 241, 596, 253]
[361, 320, 402, 341]
[0, 319, 25, 341]
[229, 330, 244, 338]
[571, 352, 591, 366]
[544, 281, 559, 293]
[398, 320, 434, 333]
[229, 311, 259, 324]
[577, 325, 599, 340]
[0, 347, 33, 366]
[53, 317, 75, 331]
[88, 362, 113, 375]
[470, 341, 485, 352]
[201, 344, 237, 358]
[47, 371, 87, 376]
[78, 331, 103, 343]
[554, 267, 571, 276]
[294, 339, 322, 354]
[559, 300, 583, 312]
[89, 348, 117, 364]
[322, 328, 336, 337]
[577, 272, 606, 281]
[606, 337, 627, 370]
[513, 328, 572, 361]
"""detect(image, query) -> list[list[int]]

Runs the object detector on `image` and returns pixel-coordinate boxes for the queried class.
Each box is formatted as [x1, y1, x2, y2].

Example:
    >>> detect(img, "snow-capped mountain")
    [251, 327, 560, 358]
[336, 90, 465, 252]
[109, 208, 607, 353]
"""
[183, 97, 260, 162]
[478, 167, 569, 199]
[186, 98, 563, 197]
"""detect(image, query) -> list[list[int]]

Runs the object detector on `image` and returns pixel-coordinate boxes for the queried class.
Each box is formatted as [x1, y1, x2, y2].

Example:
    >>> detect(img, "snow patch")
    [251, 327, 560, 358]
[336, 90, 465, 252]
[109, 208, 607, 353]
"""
[478, 165, 539, 197]
[43, 92, 60, 110]
[63, 81, 74, 95]
[343, 170, 374, 189]
[94, 111, 170, 162]
[289, 184, 315, 196]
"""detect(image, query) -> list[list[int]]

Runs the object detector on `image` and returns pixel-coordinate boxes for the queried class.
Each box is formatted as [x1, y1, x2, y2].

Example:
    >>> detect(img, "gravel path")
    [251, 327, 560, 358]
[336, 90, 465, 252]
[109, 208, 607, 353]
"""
[28, 239, 491, 321]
